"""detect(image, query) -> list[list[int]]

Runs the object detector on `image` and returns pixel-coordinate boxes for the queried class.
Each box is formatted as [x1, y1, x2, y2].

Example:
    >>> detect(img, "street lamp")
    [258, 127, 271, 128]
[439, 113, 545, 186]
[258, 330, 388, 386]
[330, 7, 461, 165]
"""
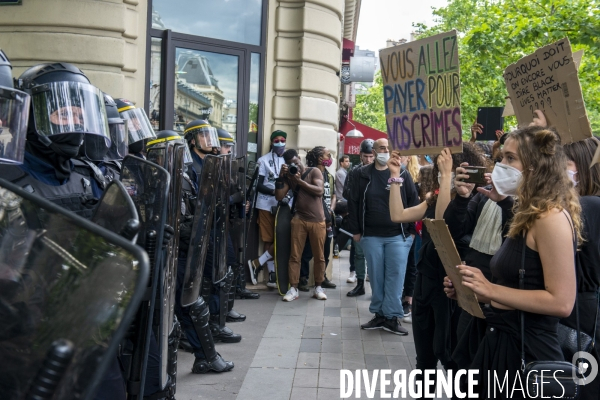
[345, 119, 363, 138]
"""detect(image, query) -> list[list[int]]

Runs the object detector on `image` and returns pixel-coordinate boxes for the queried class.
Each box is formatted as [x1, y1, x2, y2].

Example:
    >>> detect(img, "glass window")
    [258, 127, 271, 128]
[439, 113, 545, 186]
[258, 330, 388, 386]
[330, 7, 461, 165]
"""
[173, 48, 239, 138]
[152, 0, 263, 45]
[247, 53, 260, 163]
[149, 38, 162, 130]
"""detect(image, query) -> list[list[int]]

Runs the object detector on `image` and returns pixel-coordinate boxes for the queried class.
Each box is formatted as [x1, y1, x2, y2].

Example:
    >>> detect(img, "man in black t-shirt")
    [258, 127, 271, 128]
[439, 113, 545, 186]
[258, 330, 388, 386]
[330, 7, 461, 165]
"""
[346, 139, 419, 335]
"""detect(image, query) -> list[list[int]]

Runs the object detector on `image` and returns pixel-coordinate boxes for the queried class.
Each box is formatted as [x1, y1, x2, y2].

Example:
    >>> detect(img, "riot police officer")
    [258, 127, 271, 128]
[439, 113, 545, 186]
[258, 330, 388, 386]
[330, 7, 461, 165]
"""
[149, 129, 234, 373]
[115, 98, 156, 157]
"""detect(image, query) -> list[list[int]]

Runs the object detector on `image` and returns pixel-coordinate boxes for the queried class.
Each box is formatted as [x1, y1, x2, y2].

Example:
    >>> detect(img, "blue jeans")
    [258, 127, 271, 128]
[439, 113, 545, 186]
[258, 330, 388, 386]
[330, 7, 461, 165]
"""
[361, 235, 414, 319]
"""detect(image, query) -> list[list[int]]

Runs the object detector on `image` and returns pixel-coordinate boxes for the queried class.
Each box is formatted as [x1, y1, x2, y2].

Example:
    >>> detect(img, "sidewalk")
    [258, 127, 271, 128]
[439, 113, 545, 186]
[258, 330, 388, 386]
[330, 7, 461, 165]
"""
[175, 250, 418, 400]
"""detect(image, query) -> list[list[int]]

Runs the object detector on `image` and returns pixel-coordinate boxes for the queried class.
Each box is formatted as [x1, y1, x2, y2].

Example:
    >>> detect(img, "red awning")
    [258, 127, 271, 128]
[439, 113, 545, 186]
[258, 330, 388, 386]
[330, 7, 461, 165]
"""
[342, 38, 355, 62]
[340, 118, 387, 155]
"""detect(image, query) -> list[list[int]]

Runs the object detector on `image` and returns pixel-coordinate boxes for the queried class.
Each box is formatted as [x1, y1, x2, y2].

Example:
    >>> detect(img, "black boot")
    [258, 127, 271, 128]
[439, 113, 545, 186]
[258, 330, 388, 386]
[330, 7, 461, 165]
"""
[236, 287, 260, 299]
[192, 353, 234, 373]
[226, 309, 246, 322]
[347, 279, 365, 297]
[210, 316, 242, 343]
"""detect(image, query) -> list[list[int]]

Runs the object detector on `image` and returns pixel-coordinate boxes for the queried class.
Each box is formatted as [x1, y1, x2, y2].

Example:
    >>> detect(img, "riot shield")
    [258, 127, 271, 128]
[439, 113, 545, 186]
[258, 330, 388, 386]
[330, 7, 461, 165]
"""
[120, 155, 169, 399]
[181, 155, 220, 307]
[146, 142, 185, 390]
[0, 178, 149, 400]
[230, 156, 246, 266]
[92, 179, 140, 241]
[211, 154, 231, 284]
[244, 161, 259, 261]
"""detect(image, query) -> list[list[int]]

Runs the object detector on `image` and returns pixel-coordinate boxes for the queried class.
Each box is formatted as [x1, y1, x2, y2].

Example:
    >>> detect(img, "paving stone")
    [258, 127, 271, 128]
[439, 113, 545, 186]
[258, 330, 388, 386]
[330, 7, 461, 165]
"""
[319, 352, 343, 369]
[297, 352, 320, 369]
[403, 342, 417, 357]
[318, 368, 340, 388]
[340, 307, 359, 318]
[291, 387, 317, 400]
[341, 327, 361, 340]
[360, 328, 383, 341]
[363, 340, 386, 355]
[273, 297, 308, 316]
[300, 338, 322, 353]
[293, 368, 319, 388]
[263, 314, 305, 339]
[343, 352, 366, 370]
[302, 325, 323, 339]
[321, 338, 342, 353]
[236, 368, 294, 400]
[305, 315, 324, 327]
[387, 355, 413, 370]
[250, 337, 301, 368]
[322, 326, 341, 337]
[325, 299, 341, 307]
[342, 339, 363, 355]
[341, 317, 360, 328]
[323, 316, 341, 327]
[364, 354, 390, 370]
[317, 388, 340, 400]
[323, 307, 341, 317]
[383, 341, 407, 356]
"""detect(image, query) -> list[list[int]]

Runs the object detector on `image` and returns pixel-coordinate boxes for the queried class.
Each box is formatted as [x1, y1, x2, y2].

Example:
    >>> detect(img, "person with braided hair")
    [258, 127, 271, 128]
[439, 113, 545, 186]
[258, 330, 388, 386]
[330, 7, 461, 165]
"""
[299, 147, 337, 290]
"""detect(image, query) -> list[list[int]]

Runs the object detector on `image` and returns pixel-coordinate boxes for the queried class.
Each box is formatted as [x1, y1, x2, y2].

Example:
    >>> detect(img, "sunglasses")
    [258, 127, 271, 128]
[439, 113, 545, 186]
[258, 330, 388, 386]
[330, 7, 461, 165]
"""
[273, 139, 286, 144]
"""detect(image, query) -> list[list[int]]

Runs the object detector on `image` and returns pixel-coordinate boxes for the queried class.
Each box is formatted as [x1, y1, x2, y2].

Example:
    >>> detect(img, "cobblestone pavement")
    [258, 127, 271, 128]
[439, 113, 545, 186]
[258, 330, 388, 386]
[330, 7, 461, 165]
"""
[175, 250, 424, 400]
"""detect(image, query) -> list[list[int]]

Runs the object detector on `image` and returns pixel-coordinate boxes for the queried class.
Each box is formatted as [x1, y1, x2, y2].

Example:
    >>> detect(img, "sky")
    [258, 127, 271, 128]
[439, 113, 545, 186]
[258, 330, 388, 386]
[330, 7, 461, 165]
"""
[355, 0, 449, 52]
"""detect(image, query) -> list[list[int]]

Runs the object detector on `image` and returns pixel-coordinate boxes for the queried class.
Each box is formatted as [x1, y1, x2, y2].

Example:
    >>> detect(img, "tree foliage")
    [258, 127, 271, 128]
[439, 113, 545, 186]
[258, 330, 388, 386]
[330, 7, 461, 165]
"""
[354, 0, 600, 137]
[353, 72, 386, 132]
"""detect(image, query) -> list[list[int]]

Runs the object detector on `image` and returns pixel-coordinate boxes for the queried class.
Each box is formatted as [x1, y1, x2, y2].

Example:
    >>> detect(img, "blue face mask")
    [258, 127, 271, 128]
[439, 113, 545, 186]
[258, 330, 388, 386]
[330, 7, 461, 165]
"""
[425, 155, 433, 164]
[273, 142, 286, 147]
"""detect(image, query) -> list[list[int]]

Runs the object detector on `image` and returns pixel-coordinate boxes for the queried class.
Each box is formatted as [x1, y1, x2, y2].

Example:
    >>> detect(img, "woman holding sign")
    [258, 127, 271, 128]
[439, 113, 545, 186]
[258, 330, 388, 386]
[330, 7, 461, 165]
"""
[388, 143, 486, 391]
[446, 126, 581, 398]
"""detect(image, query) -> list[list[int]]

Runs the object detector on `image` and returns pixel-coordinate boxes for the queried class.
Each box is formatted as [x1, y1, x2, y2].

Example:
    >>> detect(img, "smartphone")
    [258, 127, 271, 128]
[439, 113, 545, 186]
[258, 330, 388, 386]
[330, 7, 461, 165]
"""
[476, 107, 504, 141]
[462, 166, 487, 184]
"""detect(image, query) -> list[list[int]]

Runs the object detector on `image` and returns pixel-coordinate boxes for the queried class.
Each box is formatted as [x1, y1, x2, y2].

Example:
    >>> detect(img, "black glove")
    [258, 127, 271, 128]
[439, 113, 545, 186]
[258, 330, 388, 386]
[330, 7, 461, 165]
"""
[178, 218, 193, 253]
[230, 191, 243, 205]
[163, 224, 175, 247]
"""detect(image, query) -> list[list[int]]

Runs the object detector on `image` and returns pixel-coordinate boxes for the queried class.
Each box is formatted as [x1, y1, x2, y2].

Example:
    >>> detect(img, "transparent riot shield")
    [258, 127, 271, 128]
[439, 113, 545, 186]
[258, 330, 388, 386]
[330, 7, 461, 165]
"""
[92, 179, 139, 242]
[146, 141, 184, 390]
[0, 178, 149, 400]
[120, 155, 169, 399]
[230, 156, 246, 265]
[211, 154, 231, 284]
[245, 161, 260, 260]
[181, 155, 220, 307]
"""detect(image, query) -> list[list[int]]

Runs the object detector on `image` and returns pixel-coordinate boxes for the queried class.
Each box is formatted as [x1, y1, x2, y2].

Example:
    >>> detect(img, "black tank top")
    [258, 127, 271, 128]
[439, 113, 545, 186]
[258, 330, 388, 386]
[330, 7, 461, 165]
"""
[490, 235, 545, 290]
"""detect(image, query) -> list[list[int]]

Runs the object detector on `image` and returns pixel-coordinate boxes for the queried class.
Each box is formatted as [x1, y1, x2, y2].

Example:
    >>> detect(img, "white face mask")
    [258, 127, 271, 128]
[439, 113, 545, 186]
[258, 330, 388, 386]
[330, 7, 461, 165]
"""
[491, 162, 522, 196]
[376, 152, 389, 166]
[567, 170, 578, 187]
[437, 172, 456, 190]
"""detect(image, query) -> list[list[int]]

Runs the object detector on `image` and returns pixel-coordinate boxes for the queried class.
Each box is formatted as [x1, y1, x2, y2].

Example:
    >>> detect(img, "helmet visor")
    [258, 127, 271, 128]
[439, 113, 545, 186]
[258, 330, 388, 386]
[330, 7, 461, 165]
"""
[119, 107, 156, 144]
[32, 81, 110, 140]
[82, 133, 111, 161]
[106, 120, 129, 160]
[0, 87, 30, 164]
[186, 125, 220, 149]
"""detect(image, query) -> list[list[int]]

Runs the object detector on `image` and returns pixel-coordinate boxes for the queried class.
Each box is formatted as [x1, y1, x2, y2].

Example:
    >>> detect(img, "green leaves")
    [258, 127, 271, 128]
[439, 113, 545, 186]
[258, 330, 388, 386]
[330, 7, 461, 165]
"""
[354, 0, 600, 138]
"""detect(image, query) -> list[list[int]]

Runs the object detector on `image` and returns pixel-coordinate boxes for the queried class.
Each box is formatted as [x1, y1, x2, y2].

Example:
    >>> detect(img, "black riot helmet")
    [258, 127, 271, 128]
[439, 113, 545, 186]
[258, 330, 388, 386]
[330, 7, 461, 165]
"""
[115, 98, 155, 154]
[18, 62, 110, 150]
[146, 130, 193, 165]
[216, 127, 235, 154]
[183, 119, 220, 154]
[360, 139, 374, 154]
[104, 93, 128, 160]
[0, 49, 30, 164]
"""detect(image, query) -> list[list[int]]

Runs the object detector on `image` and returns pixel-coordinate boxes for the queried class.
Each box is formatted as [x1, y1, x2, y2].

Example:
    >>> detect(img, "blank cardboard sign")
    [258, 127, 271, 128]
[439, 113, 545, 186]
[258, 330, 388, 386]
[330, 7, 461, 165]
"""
[503, 38, 591, 144]
[423, 219, 484, 319]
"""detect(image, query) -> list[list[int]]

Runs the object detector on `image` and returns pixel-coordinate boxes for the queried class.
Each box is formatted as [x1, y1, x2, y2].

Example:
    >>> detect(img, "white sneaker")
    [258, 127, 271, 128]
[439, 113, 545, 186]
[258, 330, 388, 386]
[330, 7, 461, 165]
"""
[313, 286, 327, 300]
[347, 271, 357, 283]
[366, 274, 370, 282]
[403, 315, 412, 324]
[283, 287, 299, 302]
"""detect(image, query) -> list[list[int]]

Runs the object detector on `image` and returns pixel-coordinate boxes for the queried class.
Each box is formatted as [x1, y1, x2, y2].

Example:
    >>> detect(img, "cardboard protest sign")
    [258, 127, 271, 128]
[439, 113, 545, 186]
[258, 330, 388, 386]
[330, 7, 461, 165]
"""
[423, 219, 485, 319]
[380, 30, 462, 155]
[591, 143, 600, 168]
[503, 38, 591, 143]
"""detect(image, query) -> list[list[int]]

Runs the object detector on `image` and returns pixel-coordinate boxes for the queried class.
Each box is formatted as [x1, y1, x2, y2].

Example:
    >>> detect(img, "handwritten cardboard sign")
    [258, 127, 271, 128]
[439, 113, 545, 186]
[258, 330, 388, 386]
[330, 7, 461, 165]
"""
[380, 30, 462, 155]
[503, 38, 591, 143]
[591, 143, 600, 168]
[423, 219, 485, 319]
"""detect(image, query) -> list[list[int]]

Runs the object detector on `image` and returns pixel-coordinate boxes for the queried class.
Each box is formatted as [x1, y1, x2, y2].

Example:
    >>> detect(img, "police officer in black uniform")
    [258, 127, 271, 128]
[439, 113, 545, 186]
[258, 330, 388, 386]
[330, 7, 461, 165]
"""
[116, 98, 156, 158]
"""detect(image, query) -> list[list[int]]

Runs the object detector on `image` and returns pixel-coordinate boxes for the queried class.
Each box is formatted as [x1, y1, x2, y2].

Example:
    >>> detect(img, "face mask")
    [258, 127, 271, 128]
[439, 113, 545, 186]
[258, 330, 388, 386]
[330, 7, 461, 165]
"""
[376, 152, 389, 166]
[322, 158, 333, 167]
[273, 146, 285, 156]
[437, 172, 456, 190]
[48, 133, 84, 159]
[567, 170, 578, 187]
[491, 162, 522, 196]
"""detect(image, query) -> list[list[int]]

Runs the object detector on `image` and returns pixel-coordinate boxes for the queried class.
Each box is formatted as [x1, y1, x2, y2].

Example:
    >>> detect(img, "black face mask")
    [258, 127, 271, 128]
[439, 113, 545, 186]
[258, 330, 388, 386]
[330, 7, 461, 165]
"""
[26, 132, 84, 181]
[129, 140, 145, 154]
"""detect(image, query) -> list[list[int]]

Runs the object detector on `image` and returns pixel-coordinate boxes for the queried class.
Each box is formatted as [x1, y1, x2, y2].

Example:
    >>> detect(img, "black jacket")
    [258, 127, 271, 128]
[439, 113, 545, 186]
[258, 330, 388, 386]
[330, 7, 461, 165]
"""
[346, 163, 419, 237]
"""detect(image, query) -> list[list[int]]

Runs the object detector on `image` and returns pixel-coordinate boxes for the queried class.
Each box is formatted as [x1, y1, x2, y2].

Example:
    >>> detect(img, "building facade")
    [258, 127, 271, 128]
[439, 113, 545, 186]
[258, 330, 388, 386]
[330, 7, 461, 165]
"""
[0, 0, 362, 164]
